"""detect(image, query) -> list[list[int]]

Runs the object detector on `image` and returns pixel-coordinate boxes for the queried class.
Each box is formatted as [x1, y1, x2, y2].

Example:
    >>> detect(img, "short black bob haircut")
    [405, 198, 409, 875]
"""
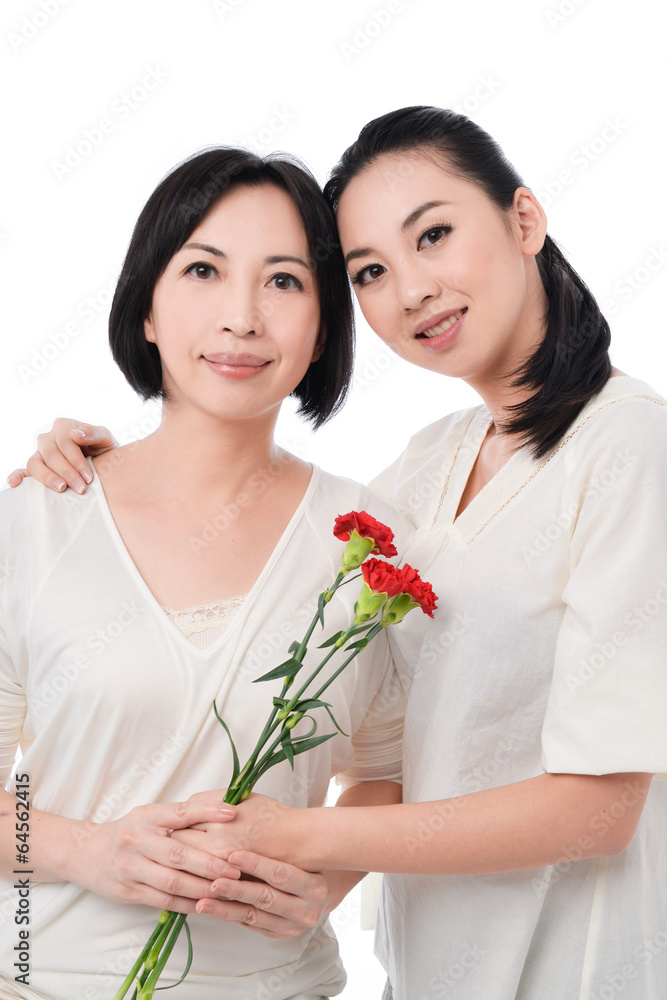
[325, 106, 612, 458]
[109, 147, 354, 429]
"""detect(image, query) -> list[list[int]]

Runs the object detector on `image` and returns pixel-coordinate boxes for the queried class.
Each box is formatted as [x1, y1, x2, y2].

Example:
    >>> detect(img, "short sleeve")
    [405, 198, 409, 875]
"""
[0, 624, 25, 787]
[336, 650, 407, 789]
[541, 398, 667, 774]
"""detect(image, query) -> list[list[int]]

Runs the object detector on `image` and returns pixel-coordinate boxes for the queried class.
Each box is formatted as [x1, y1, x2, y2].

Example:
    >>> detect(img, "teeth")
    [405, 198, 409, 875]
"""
[422, 308, 466, 338]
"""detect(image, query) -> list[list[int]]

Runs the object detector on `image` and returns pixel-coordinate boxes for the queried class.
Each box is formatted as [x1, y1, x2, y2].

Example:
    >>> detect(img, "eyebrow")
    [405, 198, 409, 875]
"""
[344, 201, 451, 268]
[182, 244, 312, 270]
[401, 200, 450, 230]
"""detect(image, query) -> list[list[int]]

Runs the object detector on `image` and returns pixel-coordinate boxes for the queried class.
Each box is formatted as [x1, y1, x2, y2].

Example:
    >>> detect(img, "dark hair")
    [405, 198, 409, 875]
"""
[109, 147, 354, 428]
[325, 106, 611, 457]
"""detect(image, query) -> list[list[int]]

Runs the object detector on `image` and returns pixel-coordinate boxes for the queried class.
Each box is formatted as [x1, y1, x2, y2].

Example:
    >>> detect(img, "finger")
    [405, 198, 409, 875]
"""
[69, 423, 118, 454]
[150, 829, 239, 885]
[149, 799, 236, 833]
[194, 897, 301, 938]
[226, 851, 315, 896]
[25, 451, 70, 494]
[31, 437, 87, 494]
[7, 469, 29, 487]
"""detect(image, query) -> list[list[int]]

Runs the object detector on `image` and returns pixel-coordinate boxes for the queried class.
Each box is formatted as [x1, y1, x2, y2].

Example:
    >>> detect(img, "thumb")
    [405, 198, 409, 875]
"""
[70, 424, 118, 454]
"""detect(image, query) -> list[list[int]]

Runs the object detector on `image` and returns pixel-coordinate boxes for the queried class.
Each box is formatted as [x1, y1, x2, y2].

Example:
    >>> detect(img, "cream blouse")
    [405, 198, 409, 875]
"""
[371, 375, 667, 1000]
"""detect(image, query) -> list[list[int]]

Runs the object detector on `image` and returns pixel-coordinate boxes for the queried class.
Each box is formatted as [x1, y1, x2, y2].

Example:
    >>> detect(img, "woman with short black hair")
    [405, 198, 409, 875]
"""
[0, 147, 407, 999]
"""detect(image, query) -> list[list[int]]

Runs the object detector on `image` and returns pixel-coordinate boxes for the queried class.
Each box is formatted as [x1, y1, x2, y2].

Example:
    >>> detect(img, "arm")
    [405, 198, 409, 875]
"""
[7, 418, 116, 493]
[0, 783, 239, 913]
[186, 770, 651, 875]
[175, 780, 403, 937]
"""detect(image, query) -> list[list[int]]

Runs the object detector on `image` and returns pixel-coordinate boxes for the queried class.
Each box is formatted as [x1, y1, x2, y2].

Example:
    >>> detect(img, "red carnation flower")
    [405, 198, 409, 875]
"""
[361, 558, 405, 597]
[396, 563, 438, 618]
[333, 511, 397, 558]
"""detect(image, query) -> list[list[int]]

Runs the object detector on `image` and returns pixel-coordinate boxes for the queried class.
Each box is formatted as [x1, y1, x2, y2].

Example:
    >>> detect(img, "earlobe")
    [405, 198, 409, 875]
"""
[144, 315, 156, 344]
[514, 187, 547, 256]
[311, 324, 326, 364]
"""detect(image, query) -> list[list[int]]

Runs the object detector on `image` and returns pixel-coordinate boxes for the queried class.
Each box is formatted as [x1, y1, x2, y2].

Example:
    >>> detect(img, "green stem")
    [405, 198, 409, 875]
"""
[222, 573, 350, 805]
[225, 621, 380, 804]
[310, 622, 385, 702]
[137, 913, 188, 999]
[110, 911, 174, 1000]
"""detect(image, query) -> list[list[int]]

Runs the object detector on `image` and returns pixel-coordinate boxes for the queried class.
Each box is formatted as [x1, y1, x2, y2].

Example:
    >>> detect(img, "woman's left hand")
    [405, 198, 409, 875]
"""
[170, 791, 361, 937]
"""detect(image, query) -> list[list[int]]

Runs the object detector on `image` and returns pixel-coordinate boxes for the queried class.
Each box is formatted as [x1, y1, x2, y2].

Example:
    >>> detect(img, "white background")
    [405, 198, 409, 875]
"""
[0, 0, 665, 995]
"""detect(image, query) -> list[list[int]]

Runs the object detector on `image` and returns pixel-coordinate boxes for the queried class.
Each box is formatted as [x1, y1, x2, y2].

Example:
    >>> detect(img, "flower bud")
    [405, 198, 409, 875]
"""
[341, 529, 376, 573]
[381, 592, 420, 626]
[353, 581, 388, 623]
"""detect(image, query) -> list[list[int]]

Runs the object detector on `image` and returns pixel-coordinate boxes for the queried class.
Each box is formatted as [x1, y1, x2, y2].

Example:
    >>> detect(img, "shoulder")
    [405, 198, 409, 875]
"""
[369, 404, 484, 517]
[0, 476, 95, 556]
[557, 377, 667, 463]
[306, 467, 413, 557]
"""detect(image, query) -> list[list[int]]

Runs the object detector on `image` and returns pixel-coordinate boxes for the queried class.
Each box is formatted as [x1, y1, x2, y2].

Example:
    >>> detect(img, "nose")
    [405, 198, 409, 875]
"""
[215, 278, 262, 337]
[394, 256, 441, 311]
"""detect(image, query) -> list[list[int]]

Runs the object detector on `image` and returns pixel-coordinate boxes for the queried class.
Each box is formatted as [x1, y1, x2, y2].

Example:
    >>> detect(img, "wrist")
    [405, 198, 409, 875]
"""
[32, 811, 98, 884]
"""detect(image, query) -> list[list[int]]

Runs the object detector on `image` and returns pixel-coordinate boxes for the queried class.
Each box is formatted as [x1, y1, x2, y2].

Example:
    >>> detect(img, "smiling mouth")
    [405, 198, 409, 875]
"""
[416, 308, 468, 339]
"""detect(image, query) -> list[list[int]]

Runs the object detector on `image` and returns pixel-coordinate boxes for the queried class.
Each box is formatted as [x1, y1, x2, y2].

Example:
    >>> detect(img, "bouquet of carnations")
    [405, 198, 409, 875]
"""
[112, 511, 437, 999]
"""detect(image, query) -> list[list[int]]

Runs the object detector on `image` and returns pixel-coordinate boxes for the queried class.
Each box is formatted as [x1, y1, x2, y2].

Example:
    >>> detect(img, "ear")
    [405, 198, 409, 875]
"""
[144, 313, 156, 344]
[310, 323, 326, 364]
[512, 187, 548, 257]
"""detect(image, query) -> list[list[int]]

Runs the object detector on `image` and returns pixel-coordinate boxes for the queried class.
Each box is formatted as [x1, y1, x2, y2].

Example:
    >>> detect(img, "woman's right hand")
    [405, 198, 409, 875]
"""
[60, 798, 240, 914]
[7, 418, 116, 495]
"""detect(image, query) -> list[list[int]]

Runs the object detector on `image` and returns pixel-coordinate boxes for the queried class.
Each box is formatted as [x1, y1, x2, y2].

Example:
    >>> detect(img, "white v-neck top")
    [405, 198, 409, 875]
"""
[371, 376, 667, 1000]
[0, 466, 409, 999]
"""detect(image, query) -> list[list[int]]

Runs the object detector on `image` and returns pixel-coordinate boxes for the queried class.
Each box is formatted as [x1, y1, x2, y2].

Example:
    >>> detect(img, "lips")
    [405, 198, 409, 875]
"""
[415, 307, 468, 339]
[203, 353, 269, 366]
[202, 352, 272, 381]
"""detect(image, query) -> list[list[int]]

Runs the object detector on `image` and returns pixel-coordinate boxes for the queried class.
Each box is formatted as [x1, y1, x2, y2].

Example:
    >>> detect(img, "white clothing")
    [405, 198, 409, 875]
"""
[0, 466, 408, 1000]
[161, 595, 247, 649]
[371, 376, 667, 1000]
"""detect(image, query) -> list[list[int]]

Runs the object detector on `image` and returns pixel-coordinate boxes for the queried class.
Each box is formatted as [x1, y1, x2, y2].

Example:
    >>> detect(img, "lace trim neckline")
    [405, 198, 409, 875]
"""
[161, 595, 247, 637]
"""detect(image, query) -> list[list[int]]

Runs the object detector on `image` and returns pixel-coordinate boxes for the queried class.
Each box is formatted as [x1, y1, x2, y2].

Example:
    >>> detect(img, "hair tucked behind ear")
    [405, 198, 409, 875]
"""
[325, 106, 611, 458]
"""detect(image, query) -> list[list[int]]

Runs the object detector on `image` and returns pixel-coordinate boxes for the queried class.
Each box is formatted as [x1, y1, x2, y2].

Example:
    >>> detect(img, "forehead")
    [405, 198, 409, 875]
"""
[190, 182, 307, 242]
[336, 152, 486, 242]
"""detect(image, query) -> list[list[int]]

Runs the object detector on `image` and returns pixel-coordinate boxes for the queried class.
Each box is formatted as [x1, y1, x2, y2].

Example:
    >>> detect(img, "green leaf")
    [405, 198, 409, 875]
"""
[288, 641, 300, 654]
[212, 701, 239, 785]
[272, 697, 288, 710]
[280, 730, 295, 771]
[290, 732, 338, 754]
[323, 704, 350, 737]
[317, 592, 326, 628]
[254, 732, 337, 781]
[254, 657, 302, 683]
[345, 638, 370, 651]
[154, 918, 193, 991]
[290, 698, 332, 712]
[317, 630, 345, 648]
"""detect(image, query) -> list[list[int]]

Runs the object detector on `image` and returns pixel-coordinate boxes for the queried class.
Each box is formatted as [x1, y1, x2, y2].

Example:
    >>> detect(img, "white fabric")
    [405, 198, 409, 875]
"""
[0, 466, 408, 1000]
[370, 375, 667, 1000]
[161, 595, 246, 649]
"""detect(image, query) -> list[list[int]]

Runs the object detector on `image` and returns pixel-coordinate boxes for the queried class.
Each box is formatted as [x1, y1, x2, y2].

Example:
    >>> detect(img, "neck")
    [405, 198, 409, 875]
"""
[467, 260, 549, 436]
[126, 405, 287, 501]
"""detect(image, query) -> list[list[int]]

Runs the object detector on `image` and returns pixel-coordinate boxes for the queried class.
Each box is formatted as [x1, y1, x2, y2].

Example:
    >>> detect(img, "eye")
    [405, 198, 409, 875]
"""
[268, 272, 304, 291]
[186, 262, 216, 280]
[351, 263, 386, 287]
[417, 224, 452, 250]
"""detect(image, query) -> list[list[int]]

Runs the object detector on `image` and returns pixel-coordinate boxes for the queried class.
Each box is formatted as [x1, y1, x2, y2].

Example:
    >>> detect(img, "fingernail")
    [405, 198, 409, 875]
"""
[52, 478, 66, 492]
[217, 806, 236, 817]
[8, 475, 20, 485]
[81, 469, 93, 484]
[72, 429, 86, 438]
[73, 479, 86, 495]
